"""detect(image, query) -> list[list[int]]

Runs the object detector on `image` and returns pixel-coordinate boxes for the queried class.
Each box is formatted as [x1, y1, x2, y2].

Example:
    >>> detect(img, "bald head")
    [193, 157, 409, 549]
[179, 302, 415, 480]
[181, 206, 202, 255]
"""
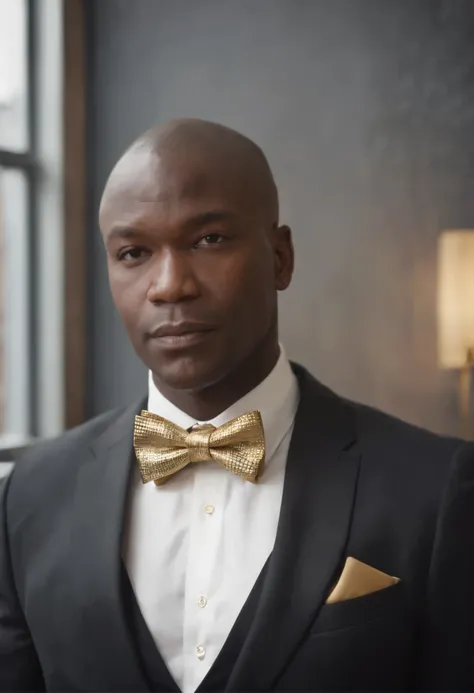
[99, 118, 279, 231]
[99, 117, 293, 402]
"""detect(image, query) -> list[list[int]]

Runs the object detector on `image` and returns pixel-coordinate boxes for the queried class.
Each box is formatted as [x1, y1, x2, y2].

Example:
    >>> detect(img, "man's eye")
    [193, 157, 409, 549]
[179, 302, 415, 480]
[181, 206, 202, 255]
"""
[117, 248, 146, 262]
[196, 234, 225, 247]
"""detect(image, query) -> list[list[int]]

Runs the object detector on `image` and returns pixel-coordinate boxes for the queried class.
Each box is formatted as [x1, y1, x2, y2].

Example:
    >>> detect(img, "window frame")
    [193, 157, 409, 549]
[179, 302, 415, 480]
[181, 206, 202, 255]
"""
[0, 0, 87, 446]
[0, 0, 38, 442]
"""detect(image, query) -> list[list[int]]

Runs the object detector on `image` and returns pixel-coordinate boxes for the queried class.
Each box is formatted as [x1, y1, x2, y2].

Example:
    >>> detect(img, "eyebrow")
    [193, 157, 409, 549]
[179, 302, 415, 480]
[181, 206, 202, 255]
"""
[105, 209, 238, 243]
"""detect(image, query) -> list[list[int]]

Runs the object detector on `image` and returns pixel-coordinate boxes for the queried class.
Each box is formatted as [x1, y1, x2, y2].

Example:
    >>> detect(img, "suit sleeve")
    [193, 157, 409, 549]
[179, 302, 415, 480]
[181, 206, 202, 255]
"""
[416, 441, 474, 690]
[0, 472, 45, 692]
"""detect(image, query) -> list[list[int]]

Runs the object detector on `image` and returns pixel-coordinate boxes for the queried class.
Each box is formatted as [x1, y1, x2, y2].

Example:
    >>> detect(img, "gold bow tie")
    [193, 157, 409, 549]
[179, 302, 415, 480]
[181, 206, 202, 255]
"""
[133, 410, 266, 486]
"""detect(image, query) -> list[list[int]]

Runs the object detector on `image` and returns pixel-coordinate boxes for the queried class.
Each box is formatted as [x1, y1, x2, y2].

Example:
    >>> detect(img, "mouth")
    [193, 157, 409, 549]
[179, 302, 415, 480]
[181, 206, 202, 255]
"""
[147, 322, 217, 348]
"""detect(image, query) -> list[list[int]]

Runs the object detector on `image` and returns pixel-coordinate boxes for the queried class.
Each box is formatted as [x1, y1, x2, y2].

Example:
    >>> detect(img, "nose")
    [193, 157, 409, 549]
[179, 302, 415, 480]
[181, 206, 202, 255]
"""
[146, 250, 200, 304]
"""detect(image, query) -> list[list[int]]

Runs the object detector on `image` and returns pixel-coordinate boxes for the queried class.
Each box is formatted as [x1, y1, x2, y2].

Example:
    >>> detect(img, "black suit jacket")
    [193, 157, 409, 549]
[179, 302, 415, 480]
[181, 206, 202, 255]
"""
[1, 364, 474, 692]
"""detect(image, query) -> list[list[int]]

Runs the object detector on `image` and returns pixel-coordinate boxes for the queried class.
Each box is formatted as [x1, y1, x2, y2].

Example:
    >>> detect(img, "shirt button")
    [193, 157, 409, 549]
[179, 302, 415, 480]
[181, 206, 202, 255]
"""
[196, 644, 206, 660]
[204, 504, 215, 515]
[197, 595, 207, 608]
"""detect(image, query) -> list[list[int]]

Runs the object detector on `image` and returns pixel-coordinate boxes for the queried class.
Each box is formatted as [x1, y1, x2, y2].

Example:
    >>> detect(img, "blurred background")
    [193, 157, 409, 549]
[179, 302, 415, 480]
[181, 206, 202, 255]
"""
[1, 0, 474, 473]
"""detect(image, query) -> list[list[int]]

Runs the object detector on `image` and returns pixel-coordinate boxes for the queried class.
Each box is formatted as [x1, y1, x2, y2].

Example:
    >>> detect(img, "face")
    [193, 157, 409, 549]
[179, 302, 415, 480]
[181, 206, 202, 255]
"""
[99, 147, 293, 392]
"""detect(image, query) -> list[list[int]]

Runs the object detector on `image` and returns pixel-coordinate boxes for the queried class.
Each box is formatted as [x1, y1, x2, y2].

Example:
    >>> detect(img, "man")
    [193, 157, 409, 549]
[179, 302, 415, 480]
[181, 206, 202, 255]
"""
[1, 118, 473, 692]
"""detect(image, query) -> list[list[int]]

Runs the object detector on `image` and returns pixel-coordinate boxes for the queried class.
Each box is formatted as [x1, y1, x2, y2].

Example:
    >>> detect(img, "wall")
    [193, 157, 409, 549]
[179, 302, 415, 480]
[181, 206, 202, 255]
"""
[86, 0, 474, 436]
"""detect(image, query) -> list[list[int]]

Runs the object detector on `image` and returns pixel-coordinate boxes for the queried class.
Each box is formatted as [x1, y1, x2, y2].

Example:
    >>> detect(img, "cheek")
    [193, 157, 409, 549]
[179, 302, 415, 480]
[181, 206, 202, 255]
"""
[201, 252, 274, 313]
[108, 265, 146, 325]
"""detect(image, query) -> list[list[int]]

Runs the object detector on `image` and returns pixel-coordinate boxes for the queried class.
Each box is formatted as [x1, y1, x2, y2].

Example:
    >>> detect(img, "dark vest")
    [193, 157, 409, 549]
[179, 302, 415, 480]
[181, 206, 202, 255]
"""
[121, 559, 270, 693]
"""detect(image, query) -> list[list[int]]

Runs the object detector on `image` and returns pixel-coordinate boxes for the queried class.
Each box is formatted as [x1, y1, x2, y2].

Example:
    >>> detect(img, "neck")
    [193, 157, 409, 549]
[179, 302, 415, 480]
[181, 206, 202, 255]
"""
[153, 334, 281, 421]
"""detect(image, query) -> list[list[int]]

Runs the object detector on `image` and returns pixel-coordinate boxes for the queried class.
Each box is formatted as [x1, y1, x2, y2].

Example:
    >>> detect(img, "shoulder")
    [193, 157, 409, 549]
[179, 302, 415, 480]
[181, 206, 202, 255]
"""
[15, 406, 124, 463]
[309, 372, 474, 539]
[6, 401, 141, 492]
[294, 362, 470, 495]
[341, 393, 474, 514]
[2, 400, 144, 531]
[294, 361, 462, 458]
[347, 396, 463, 461]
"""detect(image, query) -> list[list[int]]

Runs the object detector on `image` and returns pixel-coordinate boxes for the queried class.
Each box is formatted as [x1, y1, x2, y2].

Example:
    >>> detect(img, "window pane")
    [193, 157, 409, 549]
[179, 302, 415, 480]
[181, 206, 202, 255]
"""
[0, 167, 30, 444]
[0, 0, 28, 151]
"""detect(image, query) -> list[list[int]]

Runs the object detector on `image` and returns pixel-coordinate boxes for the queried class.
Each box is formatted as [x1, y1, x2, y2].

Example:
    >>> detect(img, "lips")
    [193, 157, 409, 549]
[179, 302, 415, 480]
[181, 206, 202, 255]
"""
[147, 322, 217, 348]
[149, 322, 216, 339]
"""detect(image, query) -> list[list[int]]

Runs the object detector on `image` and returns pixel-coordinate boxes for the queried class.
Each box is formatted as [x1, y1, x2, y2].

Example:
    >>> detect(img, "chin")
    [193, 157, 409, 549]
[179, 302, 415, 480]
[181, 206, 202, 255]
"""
[151, 355, 225, 394]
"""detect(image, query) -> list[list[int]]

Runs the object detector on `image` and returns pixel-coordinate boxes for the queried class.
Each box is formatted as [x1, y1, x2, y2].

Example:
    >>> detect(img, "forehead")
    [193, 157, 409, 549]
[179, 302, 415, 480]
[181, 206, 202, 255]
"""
[100, 147, 255, 232]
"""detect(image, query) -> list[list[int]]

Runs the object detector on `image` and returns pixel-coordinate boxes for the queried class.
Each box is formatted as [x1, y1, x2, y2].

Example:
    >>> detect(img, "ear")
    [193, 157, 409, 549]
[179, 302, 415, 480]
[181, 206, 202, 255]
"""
[273, 225, 294, 291]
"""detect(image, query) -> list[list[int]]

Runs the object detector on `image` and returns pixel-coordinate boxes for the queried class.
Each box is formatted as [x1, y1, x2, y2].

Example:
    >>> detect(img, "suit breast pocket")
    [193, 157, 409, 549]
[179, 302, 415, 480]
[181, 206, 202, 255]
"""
[277, 583, 414, 691]
[310, 581, 406, 636]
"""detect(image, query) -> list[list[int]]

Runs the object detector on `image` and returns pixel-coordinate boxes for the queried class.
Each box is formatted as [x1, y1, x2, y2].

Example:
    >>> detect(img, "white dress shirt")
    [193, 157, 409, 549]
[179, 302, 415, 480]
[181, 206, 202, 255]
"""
[123, 348, 299, 693]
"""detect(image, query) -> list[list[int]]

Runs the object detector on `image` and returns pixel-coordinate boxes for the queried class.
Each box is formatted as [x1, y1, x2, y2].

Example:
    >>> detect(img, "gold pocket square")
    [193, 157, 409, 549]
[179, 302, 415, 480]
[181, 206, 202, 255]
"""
[325, 557, 400, 604]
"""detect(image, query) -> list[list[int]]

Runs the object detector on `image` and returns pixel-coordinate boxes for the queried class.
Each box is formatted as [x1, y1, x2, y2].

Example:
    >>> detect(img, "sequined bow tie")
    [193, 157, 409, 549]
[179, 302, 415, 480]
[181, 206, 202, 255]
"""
[133, 410, 266, 486]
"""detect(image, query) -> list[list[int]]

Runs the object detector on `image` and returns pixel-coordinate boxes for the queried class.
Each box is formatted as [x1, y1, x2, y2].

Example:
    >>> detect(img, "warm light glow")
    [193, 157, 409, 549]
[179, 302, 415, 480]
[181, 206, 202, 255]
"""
[437, 230, 474, 368]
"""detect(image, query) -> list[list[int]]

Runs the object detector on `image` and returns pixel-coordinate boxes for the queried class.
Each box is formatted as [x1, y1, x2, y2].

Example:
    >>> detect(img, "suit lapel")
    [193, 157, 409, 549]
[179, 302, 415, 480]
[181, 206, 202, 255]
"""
[227, 365, 361, 692]
[69, 398, 152, 692]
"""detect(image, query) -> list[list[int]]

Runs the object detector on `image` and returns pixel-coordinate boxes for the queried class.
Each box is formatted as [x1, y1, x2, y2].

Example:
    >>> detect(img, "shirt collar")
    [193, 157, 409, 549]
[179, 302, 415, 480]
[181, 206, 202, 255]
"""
[147, 345, 299, 464]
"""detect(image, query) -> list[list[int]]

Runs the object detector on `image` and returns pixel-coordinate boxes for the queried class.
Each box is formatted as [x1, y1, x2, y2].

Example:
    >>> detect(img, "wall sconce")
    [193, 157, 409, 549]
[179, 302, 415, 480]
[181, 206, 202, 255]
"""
[437, 230, 474, 438]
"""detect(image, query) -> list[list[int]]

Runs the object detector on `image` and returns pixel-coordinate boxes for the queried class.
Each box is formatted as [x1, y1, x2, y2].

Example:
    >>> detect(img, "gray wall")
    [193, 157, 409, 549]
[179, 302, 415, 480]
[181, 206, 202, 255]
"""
[86, 0, 474, 436]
